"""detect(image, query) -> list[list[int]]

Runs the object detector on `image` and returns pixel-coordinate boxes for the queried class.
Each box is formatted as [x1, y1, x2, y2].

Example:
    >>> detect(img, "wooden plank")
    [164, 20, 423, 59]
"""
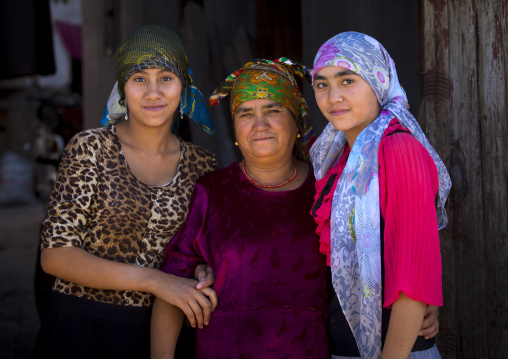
[179, 2, 224, 160]
[254, 0, 302, 61]
[476, 0, 508, 356]
[447, 1, 488, 358]
[419, 1, 455, 357]
[82, 0, 117, 129]
[119, 0, 144, 44]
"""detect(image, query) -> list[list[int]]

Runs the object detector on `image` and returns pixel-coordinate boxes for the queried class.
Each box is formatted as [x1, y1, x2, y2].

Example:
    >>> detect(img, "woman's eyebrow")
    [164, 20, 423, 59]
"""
[261, 102, 284, 110]
[314, 69, 359, 81]
[236, 106, 253, 114]
[157, 68, 174, 74]
[335, 69, 358, 77]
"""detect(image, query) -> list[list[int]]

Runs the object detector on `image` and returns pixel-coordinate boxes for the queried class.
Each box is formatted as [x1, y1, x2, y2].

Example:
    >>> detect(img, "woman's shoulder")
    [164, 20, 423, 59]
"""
[194, 162, 238, 190]
[63, 126, 115, 157]
[199, 162, 235, 181]
[378, 122, 439, 193]
[66, 126, 113, 147]
[180, 140, 218, 178]
[380, 129, 432, 163]
[182, 140, 215, 161]
[380, 119, 430, 159]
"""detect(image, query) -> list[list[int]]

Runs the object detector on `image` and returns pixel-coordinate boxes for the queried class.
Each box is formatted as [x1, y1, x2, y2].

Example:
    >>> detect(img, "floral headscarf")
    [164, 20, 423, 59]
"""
[310, 32, 451, 358]
[101, 25, 215, 135]
[210, 58, 315, 160]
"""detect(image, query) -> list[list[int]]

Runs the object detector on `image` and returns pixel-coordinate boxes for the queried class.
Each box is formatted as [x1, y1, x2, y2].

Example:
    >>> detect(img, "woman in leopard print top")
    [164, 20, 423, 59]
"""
[33, 25, 217, 358]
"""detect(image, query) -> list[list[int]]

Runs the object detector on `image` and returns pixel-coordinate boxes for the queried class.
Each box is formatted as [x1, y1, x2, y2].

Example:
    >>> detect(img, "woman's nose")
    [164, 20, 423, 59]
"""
[329, 86, 344, 103]
[253, 113, 270, 128]
[146, 81, 162, 98]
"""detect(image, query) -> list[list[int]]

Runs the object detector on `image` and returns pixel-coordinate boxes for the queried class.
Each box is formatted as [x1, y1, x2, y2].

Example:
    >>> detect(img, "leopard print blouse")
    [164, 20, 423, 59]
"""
[40, 125, 217, 307]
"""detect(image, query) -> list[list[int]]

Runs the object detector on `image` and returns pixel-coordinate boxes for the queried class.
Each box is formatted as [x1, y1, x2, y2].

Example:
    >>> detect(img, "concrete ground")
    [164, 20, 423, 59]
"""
[0, 201, 46, 359]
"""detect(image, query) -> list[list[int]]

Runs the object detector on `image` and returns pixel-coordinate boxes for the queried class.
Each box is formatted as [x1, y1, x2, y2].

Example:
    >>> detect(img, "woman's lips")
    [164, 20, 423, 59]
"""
[329, 108, 349, 116]
[144, 105, 165, 112]
[252, 136, 274, 141]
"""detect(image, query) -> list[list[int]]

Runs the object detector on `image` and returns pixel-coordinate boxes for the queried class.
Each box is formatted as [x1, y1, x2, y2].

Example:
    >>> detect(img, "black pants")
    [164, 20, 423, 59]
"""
[33, 292, 152, 359]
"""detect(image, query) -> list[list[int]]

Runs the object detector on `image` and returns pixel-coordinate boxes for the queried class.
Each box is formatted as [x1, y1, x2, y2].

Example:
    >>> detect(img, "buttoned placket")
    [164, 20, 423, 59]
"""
[124, 187, 163, 304]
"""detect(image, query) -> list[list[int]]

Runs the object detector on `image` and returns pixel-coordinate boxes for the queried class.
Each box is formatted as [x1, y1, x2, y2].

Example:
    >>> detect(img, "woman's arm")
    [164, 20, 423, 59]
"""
[41, 246, 217, 328]
[379, 131, 443, 308]
[150, 297, 185, 359]
[378, 130, 443, 354]
[380, 292, 426, 359]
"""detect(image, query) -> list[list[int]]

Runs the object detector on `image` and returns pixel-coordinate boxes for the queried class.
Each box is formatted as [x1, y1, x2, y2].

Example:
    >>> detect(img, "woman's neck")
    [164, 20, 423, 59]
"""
[115, 120, 178, 155]
[242, 156, 297, 187]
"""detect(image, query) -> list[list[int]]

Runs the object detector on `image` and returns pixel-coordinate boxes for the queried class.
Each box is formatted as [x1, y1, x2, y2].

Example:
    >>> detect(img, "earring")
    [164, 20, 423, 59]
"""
[125, 111, 128, 120]
[180, 104, 184, 120]
[234, 141, 239, 146]
[297, 133, 301, 139]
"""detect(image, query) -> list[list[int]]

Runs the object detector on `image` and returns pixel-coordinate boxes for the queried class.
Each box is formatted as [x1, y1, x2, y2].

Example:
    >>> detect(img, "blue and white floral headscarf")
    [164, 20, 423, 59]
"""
[310, 31, 451, 358]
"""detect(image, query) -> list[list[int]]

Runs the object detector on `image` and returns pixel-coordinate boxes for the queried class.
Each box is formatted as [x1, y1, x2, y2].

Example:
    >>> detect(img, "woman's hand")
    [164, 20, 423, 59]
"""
[41, 246, 217, 329]
[419, 305, 439, 339]
[194, 263, 215, 290]
[151, 272, 218, 329]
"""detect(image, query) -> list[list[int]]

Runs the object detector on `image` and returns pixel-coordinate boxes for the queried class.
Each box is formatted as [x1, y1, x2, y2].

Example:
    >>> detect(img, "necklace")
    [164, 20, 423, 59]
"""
[241, 158, 298, 189]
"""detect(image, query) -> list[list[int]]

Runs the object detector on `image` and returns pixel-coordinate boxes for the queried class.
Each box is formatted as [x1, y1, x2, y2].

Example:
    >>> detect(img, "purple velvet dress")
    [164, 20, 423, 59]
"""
[161, 162, 328, 359]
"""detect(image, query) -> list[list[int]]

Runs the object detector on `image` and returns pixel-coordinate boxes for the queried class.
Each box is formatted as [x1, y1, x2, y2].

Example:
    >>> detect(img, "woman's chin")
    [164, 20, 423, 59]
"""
[246, 150, 290, 162]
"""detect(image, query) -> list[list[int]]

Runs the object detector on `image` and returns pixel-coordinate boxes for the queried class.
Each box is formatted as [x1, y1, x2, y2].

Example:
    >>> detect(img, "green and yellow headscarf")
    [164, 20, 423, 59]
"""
[101, 25, 215, 135]
[210, 58, 315, 160]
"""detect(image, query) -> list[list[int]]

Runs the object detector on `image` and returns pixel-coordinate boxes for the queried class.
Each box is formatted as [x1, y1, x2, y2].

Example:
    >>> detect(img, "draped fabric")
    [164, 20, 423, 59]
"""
[310, 32, 451, 358]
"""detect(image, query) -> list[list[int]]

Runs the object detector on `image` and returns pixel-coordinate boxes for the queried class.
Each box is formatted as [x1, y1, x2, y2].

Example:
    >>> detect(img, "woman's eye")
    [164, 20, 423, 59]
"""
[133, 77, 145, 83]
[315, 82, 327, 89]
[161, 76, 172, 82]
[342, 79, 354, 85]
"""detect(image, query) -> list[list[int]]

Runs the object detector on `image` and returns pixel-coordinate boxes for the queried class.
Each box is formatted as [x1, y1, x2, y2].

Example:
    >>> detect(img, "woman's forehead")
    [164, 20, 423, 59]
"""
[131, 67, 176, 75]
[236, 98, 285, 111]
[314, 66, 358, 79]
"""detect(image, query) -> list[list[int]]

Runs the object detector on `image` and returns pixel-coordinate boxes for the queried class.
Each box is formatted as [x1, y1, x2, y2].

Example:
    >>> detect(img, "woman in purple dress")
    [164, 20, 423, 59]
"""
[151, 58, 329, 359]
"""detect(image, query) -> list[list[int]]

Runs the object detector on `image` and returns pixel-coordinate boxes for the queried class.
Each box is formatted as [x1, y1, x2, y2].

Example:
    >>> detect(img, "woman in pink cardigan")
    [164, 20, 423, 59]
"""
[310, 32, 451, 359]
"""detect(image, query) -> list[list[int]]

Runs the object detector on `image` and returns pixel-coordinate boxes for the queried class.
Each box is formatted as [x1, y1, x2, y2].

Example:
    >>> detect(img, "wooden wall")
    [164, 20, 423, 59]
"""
[420, 1, 508, 358]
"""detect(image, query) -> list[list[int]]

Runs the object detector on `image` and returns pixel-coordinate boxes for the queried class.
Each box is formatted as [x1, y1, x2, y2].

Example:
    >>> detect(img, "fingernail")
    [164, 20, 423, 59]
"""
[205, 321, 209, 325]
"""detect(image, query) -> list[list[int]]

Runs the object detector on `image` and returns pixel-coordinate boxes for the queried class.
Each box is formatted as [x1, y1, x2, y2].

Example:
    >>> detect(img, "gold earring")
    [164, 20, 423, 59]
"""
[234, 141, 239, 146]
[297, 133, 301, 139]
